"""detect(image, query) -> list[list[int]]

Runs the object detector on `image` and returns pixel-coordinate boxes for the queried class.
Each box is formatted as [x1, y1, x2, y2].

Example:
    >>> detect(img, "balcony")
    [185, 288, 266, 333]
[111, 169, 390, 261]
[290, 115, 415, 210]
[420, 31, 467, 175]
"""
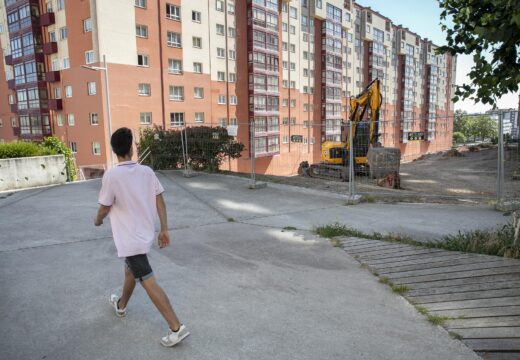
[10, 104, 18, 113]
[45, 71, 61, 82]
[5, 55, 13, 66]
[43, 42, 58, 55]
[40, 12, 55, 27]
[48, 99, 63, 110]
[7, 79, 15, 90]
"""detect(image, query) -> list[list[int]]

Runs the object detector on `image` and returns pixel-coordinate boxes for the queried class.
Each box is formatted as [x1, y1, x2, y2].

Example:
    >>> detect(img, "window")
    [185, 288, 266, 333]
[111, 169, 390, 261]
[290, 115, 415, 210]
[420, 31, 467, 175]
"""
[217, 47, 225, 58]
[230, 95, 237, 105]
[65, 85, 72, 98]
[194, 87, 204, 98]
[49, 31, 56, 42]
[289, 25, 295, 34]
[282, 99, 288, 107]
[170, 112, 184, 127]
[216, 0, 224, 11]
[54, 87, 61, 99]
[8, 94, 14, 104]
[290, 99, 296, 108]
[59, 27, 67, 40]
[63, 58, 70, 69]
[135, 0, 146, 8]
[290, 44, 295, 53]
[85, 50, 95, 64]
[228, 3, 235, 14]
[92, 142, 101, 155]
[282, 22, 288, 32]
[136, 24, 148, 38]
[90, 113, 98, 125]
[169, 86, 184, 101]
[228, 73, 236, 82]
[67, 113, 75, 126]
[168, 59, 182, 74]
[57, 0, 65, 10]
[193, 62, 202, 73]
[167, 32, 182, 47]
[218, 95, 226, 104]
[0, 119, 2, 127]
[137, 54, 149, 67]
[138, 83, 151, 96]
[192, 11, 201, 22]
[140, 112, 152, 124]
[166, 4, 180, 20]
[83, 18, 92, 33]
[228, 27, 235, 38]
[192, 37, 202, 48]
[195, 112, 204, 123]
[56, 114, 63, 126]
[217, 71, 225, 81]
[290, 6, 297, 18]
[216, 24, 225, 35]
[70, 141, 77, 153]
[87, 82, 96, 95]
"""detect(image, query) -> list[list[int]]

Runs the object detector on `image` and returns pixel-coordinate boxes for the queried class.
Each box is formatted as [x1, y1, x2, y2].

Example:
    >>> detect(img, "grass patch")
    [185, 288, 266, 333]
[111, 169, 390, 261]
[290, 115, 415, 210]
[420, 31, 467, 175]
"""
[426, 314, 451, 326]
[391, 284, 409, 294]
[282, 226, 297, 231]
[361, 195, 377, 203]
[448, 331, 462, 340]
[415, 306, 429, 316]
[314, 222, 520, 259]
[379, 276, 391, 285]
[227, 217, 235, 222]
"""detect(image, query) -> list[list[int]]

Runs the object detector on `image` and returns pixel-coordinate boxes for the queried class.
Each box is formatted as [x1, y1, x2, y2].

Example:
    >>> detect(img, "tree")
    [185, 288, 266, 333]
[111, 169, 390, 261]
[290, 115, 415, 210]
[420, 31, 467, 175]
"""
[453, 110, 470, 134]
[438, 0, 520, 107]
[453, 131, 467, 144]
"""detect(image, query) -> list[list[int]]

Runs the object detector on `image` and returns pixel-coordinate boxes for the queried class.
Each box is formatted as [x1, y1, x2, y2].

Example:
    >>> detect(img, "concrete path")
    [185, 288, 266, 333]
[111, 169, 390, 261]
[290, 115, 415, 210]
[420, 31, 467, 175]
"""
[337, 236, 520, 359]
[0, 171, 501, 359]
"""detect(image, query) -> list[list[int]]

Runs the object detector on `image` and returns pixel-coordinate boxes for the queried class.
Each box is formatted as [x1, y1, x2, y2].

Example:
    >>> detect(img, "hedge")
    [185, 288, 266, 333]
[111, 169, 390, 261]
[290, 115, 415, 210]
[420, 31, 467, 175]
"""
[0, 141, 56, 159]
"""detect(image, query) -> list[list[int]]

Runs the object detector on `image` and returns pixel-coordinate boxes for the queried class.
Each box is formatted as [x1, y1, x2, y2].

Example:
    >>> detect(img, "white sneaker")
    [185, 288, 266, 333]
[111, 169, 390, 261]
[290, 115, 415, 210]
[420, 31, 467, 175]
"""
[109, 294, 126, 317]
[160, 324, 190, 347]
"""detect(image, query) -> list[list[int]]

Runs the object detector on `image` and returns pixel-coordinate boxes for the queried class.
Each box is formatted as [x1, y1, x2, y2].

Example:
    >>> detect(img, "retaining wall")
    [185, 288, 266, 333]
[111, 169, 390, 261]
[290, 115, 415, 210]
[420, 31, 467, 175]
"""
[0, 155, 67, 191]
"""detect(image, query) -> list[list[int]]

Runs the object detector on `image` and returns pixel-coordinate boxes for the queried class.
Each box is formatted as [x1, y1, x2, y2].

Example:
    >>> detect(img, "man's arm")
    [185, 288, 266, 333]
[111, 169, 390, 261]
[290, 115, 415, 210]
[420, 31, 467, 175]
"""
[156, 193, 171, 248]
[94, 205, 111, 226]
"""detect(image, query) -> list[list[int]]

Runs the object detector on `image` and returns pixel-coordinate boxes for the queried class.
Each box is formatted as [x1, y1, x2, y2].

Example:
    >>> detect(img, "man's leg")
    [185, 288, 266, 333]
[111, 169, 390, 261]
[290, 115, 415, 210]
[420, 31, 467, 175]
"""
[119, 266, 136, 309]
[141, 276, 181, 331]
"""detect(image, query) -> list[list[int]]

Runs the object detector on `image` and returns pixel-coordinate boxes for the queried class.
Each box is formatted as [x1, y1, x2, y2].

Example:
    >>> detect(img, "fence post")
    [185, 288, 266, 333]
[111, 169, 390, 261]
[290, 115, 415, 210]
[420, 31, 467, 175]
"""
[497, 110, 505, 205]
[347, 120, 360, 204]
[248, 120, 266, 189]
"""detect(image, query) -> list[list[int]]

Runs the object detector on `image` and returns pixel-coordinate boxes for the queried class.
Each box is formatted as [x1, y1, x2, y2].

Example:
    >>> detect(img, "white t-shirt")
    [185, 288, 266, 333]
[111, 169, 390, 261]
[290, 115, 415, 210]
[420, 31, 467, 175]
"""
[98, 161, 165, 257]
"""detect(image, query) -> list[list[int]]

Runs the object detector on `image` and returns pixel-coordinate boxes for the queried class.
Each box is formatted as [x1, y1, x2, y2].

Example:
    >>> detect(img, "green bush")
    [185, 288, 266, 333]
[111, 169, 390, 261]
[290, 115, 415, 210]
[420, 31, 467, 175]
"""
[452, 131, 467, 144]
[138, 126, 244, 172]
[41, 136, 77, 181]
[0, 137, 77, 181]
[0, 141, 56, 159]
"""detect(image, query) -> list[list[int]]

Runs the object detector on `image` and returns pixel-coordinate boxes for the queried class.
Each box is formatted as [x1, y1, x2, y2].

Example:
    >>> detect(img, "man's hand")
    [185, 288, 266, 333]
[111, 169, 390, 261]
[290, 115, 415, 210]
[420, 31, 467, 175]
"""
[158, 230, 171, 249]
[95, 205, 111, 227]
[94, 217, 103, 226]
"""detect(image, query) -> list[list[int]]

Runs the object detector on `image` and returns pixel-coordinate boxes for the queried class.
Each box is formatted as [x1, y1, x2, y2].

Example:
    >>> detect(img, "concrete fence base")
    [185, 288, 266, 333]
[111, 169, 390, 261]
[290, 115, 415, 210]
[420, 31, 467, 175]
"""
[0, 155, 67, 192]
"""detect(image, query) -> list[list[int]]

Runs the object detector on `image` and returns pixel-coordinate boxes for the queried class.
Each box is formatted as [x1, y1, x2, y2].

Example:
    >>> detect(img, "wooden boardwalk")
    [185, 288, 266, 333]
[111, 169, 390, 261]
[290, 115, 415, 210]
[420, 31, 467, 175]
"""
[336, 236, 520, 360]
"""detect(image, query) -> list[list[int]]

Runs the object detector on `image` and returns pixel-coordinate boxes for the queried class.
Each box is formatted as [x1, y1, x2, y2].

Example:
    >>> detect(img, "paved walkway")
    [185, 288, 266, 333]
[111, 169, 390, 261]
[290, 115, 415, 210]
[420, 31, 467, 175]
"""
[337, 236, 520, 359]
[0, 171, 505, 359]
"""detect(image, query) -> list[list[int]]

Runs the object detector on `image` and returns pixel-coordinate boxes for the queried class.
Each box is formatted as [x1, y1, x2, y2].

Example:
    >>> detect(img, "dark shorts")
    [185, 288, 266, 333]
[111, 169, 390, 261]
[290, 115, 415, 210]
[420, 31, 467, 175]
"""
[125, 254, 153, 282]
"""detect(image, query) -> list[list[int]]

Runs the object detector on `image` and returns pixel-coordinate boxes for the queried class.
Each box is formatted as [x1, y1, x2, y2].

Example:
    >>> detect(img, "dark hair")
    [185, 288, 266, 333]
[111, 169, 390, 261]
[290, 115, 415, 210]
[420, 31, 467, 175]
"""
[110, 127, 133, 157]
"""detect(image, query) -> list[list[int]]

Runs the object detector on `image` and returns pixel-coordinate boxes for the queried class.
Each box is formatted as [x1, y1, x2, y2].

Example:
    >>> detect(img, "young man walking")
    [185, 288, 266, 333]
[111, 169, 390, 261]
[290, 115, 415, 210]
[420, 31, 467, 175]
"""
[94, 127, 189, 347]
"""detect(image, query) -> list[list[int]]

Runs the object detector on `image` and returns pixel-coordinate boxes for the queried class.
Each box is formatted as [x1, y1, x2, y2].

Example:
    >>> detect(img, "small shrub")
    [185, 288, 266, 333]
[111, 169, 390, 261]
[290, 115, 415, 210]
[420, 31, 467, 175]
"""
[0, 141, 55, 159]
[391, 284, 409, 294]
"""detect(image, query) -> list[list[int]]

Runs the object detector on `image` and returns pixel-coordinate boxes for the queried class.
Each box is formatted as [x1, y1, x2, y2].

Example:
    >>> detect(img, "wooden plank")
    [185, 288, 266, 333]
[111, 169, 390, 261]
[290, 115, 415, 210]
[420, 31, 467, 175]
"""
[431, 307, 520, 320]
[335, 237, 379, 246]
[463, 339, 520, 352]
[407, 281, 520, 297]
[476, 352, 520, 360]
[408, 289, 520, 305]
[356, 248, 446, 262]
[386, 261, 520, 280]
[379, 257, 515, 276]
[339, 239, 392, 248]
[447, 316, 520, 329]
[370, 253, 476, 270]
[423, 297, 520, 311]
[454, 326, 520, 339]
[365, 251, 465, 266]
[346, 244, 414, 255]
[395, 266, 520, 285]
[400, 274, 520, 290]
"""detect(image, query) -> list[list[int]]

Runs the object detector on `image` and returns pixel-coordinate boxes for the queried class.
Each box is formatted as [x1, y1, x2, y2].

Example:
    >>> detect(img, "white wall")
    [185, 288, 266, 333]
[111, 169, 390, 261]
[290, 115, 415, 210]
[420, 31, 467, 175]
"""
[0, 155, 67, 191]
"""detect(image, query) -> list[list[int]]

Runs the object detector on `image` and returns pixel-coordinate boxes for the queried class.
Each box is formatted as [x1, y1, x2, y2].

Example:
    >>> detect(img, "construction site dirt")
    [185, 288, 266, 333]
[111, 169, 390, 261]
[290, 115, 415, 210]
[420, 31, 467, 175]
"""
[227, 145, 520, 205]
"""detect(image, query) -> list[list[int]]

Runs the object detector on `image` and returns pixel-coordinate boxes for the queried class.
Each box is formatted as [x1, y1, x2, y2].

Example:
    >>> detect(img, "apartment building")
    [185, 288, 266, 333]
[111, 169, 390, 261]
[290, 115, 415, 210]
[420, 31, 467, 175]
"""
[0, 0, 456, 176]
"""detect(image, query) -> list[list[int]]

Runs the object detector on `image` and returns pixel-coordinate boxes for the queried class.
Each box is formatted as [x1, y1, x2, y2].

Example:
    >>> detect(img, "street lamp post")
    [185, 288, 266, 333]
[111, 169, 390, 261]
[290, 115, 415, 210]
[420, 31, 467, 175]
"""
[81, 54, 113, 168]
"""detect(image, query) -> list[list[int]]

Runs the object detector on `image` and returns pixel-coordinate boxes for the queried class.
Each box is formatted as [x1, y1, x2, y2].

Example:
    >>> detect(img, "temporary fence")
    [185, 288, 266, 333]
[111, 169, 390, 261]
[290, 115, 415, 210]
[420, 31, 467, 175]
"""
[140, 112, 519, 205]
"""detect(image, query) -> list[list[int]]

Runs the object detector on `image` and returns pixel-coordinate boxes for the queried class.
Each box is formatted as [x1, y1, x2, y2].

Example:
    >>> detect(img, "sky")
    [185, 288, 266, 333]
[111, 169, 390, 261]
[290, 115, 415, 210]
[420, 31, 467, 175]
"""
[357, 0, 519, 113]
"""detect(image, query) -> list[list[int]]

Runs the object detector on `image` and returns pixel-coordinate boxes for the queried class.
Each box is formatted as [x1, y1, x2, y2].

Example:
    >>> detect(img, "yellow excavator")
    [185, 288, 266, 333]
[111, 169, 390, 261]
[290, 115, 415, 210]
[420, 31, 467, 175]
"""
[299, 78, 400, 181]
